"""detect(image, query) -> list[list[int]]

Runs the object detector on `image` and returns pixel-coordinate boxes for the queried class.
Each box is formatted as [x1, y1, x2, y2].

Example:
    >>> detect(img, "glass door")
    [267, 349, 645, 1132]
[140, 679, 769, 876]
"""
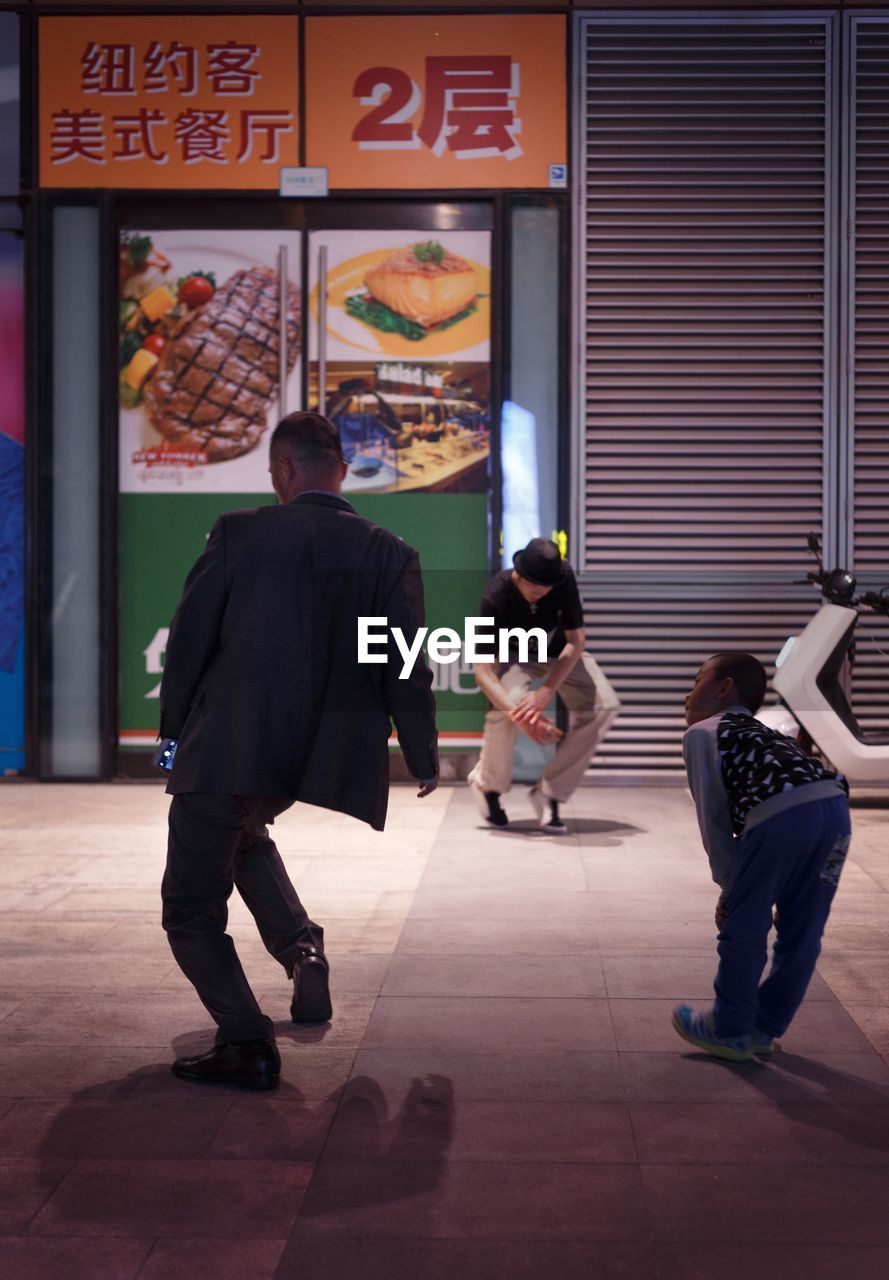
[308, 223, 493, 746]
[116, 222, 303, 763]
[115, 200, 495, 770]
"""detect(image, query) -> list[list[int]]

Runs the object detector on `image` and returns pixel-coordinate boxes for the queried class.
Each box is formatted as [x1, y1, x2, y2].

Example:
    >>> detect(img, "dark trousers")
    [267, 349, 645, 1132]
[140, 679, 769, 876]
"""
[713, 794, 851, 1040]
[162, 793, 323, 1044]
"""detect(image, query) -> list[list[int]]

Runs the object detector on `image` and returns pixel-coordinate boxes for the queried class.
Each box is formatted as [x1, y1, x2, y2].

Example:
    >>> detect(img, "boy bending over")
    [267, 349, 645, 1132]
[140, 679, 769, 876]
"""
[673, 652, 851, 1062]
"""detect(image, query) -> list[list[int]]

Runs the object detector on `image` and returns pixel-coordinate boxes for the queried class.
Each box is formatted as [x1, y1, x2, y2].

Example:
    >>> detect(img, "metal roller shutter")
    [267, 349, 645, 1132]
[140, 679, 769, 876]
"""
[578, 581, 819, 774]
[574, 14, 835, 774]
[848, 17, 889, 740]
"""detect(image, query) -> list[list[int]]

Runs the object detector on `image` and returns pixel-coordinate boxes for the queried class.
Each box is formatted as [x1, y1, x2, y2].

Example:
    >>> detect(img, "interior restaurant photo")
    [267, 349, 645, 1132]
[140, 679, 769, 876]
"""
[1, 4, 889, 1279]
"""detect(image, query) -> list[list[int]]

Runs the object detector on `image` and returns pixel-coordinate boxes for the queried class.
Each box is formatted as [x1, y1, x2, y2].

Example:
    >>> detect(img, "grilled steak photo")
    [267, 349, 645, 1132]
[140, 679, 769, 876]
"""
[143, 266, 300, 462]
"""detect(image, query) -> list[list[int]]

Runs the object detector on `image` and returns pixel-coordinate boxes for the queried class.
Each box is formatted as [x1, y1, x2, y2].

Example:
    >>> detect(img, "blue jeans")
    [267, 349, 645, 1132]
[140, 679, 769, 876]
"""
[712, 794, 851, 1040]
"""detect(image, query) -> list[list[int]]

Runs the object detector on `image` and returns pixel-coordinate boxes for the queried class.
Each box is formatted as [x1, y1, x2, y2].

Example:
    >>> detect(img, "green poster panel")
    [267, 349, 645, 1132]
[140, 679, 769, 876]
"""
[119, 491, 489, 751]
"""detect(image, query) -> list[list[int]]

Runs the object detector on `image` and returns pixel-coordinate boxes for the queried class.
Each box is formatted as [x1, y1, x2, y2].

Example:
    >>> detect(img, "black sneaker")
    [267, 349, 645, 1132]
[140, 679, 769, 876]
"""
[470, 778, 508, 827]
[529, 787, 567, 834]
[544, 801, 567, 835]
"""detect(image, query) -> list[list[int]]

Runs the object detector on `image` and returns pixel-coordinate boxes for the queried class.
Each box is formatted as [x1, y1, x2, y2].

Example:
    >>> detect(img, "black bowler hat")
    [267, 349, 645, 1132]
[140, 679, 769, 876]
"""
[512, 538, 566, 586]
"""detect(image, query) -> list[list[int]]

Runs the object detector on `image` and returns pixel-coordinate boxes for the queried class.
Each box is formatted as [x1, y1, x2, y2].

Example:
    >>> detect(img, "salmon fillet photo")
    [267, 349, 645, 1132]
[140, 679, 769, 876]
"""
[346, 241, 479, 341]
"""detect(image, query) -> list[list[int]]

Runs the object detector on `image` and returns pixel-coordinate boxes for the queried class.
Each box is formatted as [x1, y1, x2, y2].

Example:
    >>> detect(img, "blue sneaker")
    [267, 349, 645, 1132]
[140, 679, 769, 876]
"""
[671, 1005, 753, 1062]
[751, 1027, 776, 1055]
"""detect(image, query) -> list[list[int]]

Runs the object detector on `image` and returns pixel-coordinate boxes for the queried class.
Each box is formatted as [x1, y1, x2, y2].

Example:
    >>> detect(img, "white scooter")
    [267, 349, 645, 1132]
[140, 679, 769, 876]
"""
[757, 534, 889, 784]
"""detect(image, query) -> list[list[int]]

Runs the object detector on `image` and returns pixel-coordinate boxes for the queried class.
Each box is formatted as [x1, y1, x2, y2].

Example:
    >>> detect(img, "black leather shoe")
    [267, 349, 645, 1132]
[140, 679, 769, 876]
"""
[171, 1039, 280, 1090]
[291, 947, 332, 1023]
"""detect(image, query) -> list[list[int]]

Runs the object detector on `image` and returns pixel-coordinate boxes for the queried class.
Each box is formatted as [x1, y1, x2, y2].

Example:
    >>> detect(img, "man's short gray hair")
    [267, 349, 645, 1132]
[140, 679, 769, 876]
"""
[270, 412, 345, 470]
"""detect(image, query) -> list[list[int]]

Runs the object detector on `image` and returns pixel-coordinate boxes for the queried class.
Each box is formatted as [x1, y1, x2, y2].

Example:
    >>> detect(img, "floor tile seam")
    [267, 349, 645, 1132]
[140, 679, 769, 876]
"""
[370, 993, 613, 1002]
[129, 1236, 164, 1280]
[14, 1156, 80, 1234]
[1, 1034, 196, 1044]
[826, 1001, 889, 1069]
[374, 994, 610, 1004]
[283, 1147, 889, 1168]
[286, 1231, 659, 1247]
[292, 1149, 655, 1169]
[812, 965, 889, 1025]
[193, 1091, 243, 1154]
[815, 998, 889, 1008]
[286, 1167, 658, 1245]
[10, 1155, 319, 1176]
[0, 1232, 159, 1254]
[385, 946, 604, 956]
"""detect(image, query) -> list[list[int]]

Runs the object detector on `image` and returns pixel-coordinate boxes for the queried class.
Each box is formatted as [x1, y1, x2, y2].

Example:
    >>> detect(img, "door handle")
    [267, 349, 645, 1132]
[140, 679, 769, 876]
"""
[278, 243, 289, 420]
[317, 243, 328, 414]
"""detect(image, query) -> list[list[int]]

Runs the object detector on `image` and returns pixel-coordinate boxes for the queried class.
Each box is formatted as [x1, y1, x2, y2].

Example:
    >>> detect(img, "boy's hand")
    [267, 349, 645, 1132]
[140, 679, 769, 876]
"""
[715, 894, 728, 931]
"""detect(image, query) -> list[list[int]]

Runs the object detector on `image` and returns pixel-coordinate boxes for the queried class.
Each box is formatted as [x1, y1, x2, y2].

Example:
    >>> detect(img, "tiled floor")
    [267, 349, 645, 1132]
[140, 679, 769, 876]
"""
[1, 782, 888, 1278]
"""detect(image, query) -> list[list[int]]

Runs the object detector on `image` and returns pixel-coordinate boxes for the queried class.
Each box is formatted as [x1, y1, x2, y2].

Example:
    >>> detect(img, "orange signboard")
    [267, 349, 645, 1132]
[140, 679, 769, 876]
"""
[305, 15, 566, 190]
[39, 16, 299, 189]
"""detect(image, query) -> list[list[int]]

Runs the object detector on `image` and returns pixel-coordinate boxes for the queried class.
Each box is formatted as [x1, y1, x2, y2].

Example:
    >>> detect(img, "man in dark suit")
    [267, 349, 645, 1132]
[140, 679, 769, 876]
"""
[159, 411, 438, 1090]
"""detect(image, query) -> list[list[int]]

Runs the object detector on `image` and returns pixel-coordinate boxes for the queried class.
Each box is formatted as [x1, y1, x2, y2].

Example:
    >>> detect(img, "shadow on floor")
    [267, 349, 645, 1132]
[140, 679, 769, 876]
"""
[680, 1048, 889, 1156]
[276, 1018, 334, 1047]
[485, 818, 643, 844]
[295, 1072, 454, 1220]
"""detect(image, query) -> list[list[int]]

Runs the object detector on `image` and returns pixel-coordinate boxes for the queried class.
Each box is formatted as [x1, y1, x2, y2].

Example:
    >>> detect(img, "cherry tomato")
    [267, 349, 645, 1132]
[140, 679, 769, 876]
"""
[178, 276, 215, 309]
[141, 333, 166, 356]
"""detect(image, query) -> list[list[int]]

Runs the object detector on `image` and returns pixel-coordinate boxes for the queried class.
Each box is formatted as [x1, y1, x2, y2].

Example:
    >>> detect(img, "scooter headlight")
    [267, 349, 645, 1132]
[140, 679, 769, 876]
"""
[824, 569, 856, 605]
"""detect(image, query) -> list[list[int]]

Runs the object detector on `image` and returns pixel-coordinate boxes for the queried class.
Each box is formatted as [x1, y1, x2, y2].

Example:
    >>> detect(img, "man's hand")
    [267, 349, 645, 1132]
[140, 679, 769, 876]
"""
[511, 686, 553, 725]
[715, 893, 728, 931]
[519, 715, 563, 746]
[417, 777, 438, 798]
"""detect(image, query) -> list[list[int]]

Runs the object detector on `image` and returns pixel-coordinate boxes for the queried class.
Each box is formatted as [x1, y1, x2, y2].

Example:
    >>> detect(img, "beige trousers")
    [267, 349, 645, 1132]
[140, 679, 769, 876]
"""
[468, 653, 621, 802]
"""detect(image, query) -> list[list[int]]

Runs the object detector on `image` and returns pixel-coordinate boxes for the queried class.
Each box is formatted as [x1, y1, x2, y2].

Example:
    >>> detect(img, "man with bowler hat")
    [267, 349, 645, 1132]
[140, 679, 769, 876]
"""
[468, 537, 619, 834]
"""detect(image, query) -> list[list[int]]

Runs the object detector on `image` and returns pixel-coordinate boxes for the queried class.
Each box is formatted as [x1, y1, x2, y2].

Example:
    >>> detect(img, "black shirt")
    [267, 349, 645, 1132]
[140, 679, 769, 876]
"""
[480, 568, 584, 665]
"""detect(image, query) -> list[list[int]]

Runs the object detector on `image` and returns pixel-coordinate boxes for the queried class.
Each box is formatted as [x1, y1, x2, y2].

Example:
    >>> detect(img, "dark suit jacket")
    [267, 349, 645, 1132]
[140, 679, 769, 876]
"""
[159, 492, 438, 831]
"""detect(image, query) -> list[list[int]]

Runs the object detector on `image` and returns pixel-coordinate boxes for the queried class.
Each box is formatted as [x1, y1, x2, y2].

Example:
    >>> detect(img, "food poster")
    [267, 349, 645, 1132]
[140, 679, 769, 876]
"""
[119, 228, 302, 493]
[308, 230, 491, 496]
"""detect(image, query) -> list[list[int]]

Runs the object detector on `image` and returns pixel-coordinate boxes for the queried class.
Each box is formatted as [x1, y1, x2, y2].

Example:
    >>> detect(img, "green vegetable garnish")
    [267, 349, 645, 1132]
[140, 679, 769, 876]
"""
[346, 295, 427, 341]
[124, 234, 153, 269]
[119, 331, 143, 369]
[434, 302, 478, 332]
[176, 270, 217, 291]
[119, 298, 138, 326]
[345, 294, 477, 342]
[413, 241, 445, 267]
[118, 370, 142, 409]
